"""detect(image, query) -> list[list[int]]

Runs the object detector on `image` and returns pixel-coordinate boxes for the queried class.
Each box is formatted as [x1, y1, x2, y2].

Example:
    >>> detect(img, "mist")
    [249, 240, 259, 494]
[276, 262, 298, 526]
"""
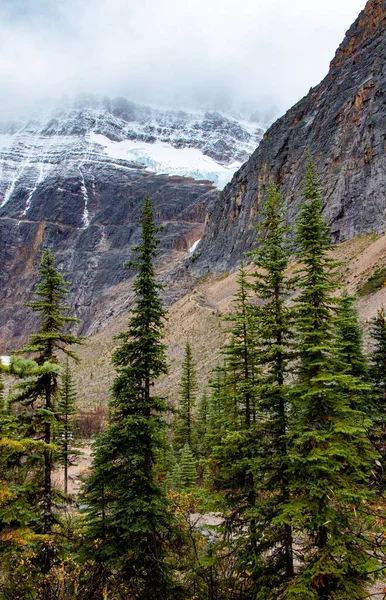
[0, 0, 367, 119]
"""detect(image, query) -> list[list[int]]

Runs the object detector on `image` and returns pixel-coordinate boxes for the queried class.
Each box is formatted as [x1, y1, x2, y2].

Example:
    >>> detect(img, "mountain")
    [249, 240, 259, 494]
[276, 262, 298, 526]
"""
[0, 97, 264, 351]
[193, 0, 386, 274]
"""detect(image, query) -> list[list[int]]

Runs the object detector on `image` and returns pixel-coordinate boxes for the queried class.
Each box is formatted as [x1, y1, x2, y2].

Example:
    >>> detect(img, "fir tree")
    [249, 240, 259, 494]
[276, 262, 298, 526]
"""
[83, 197, 173, 599]
[336, 292, 368, 380]
[196, 389, 210, 457]
[247, 181, 295, 595]
[14, 249, 82, 575]
[0, 367, 4, 413]
[0, 357, 56, 594]
[334, 292, 369, 415]
[56, 357, 79, 495]
[179, 443, 197, 491]
[205, 268, 262, 600]
[286, 156, 376, 598]
[370, 307, 386, 411]
[222, 267, 259, 428]
[174, 341, 198, 451]
[369, 308, 386, 489]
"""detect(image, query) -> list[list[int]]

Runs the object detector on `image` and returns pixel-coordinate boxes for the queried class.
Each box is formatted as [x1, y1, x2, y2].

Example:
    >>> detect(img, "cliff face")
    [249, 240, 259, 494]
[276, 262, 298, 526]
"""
[0, 164, 217, 352]
[194, 0, 386, 273]
[0, 99, 267, 351]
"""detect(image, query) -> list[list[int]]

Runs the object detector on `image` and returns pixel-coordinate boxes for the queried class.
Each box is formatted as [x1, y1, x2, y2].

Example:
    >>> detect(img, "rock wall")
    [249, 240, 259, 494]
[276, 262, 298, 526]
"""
[194, 0, 386, 274]
[0, 165, 217, 352]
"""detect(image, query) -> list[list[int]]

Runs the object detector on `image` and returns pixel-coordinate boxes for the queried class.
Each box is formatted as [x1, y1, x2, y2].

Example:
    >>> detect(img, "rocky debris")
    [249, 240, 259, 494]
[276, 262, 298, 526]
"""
[193, 0, 386, 274]
[0, 164, 218, 352]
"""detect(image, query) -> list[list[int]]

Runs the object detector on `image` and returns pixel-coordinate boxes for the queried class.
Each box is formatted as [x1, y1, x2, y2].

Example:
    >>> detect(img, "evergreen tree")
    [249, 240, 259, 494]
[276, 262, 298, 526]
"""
[336, 292, 368, 380]
[370, 307, 386, 410]
[222, 267, 259, 428]
[165, 456, 181, 492]
[369, 308, 386, 489]
[83, 197, 173, 599]
[204, 269, 262, 600]
[0, 366, 4, 413]
[174, 341, 198, 452]
[14, 249, 82, 575]
[56, 357, 79, 495]
[196, 389, 210, 457]
[285, 156, 376, 598]
[0, 357, 56, 596]
[247, 181, 295, 595]
[179, 443, 197, 492]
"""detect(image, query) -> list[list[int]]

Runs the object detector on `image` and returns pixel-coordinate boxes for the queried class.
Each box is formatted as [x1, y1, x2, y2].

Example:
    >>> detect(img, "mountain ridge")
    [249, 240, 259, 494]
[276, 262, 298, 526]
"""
[192, 0, 386, 274]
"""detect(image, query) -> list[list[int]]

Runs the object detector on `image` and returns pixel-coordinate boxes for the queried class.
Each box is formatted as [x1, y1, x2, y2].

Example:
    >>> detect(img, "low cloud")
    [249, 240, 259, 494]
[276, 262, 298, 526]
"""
[0, 0, 366, 118]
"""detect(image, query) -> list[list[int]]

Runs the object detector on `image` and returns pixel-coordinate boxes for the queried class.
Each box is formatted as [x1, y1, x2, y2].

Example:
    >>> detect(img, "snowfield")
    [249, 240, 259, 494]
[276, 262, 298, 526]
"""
[89, 133, 240, 190]
[0, 98, 267, 215]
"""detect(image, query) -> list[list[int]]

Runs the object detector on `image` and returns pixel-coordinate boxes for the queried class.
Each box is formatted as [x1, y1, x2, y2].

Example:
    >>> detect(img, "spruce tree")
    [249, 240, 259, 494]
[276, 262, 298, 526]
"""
[286, 156, 376, 599]
[336, 293, 368, 380]
[179, 443, 197, 492]
[14, 249, 82, 575]
[196, 389, 210, 457]
[370, 307, 386, 409]
[174, 341, 198, 451]
[0, 357, 57, 595]
[222, 267, 258, 428]
[205, 268, 262, 600]
[247, 181, 295, 595]
[0, 367, 4, 413]
[57, 357, 79, 495]
[83, 197, 172, 599]
[369, 308, 386, 489]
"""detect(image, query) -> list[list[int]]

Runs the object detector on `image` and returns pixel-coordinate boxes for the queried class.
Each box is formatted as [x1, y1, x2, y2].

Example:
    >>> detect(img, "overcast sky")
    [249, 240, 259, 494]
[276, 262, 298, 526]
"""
[0, 0, 367, 119]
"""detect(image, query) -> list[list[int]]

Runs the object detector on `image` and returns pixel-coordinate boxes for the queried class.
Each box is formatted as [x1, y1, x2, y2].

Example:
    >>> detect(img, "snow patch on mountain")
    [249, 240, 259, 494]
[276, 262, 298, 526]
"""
[0, 96, 268, 217]
[89, 133, 240, 189]
[189, 239, 201, 254]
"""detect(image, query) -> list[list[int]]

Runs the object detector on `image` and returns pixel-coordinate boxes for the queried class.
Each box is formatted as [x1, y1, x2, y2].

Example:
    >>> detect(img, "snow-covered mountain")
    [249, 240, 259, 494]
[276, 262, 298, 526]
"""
[0, 95, 268, 350]
[0, 97, 265, 217]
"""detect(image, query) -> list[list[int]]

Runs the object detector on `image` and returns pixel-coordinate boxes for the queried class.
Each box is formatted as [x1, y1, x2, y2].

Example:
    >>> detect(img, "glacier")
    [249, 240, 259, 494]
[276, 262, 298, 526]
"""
[0, 96, 266, 217]
[89, 133, 241, 190]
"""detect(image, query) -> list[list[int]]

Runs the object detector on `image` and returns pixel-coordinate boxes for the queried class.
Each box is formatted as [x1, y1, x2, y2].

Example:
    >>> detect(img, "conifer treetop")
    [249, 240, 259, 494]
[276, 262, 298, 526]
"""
[21, 248, 83, 362]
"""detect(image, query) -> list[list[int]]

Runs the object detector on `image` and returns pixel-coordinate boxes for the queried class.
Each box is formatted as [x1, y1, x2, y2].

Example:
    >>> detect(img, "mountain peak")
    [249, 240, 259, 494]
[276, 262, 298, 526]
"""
[331, 0, 386, 69]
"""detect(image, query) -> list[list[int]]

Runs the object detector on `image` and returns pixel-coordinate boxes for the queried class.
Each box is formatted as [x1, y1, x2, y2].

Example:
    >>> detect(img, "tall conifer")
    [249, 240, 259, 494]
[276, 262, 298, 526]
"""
[247, 181, 295, 596]
[57, 357, 79, 495]
[83, 197, 172, 599]
[369, 308, 386, 489]
[180, 443, 197, 491]
[174, 341, 198, 451]
[14, 249, 82, 574]
[286, 156, 376, 598]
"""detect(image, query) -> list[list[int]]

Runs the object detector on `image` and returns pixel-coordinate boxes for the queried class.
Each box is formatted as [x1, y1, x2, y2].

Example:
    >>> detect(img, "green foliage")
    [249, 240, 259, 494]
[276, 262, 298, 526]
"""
[174, 341, 198, 452]
[287, 155, 377, 597]
[369, 307, 386, 490]
[222, 267, 259, 428]
[370, 307, 386, 409]
[179, 444, 197, 491]
[196, 389, 210, 457]
[246, 180, 296, 593]
[336, 292, 368, 380]
[4, 249, 83, 581]
[82, 197, 173, 599]
[0, 369, 4, 414]
[56, 357, 80, 495]
[357, 265, 386, 296]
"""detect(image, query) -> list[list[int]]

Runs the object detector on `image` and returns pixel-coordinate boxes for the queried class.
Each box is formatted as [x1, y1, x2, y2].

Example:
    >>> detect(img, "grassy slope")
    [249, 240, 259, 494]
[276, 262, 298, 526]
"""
[73, 232, 386, 409]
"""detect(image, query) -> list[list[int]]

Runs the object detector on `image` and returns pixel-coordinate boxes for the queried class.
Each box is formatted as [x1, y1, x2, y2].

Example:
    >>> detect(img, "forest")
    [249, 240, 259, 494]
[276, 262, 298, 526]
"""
[1, 156, 386, 600]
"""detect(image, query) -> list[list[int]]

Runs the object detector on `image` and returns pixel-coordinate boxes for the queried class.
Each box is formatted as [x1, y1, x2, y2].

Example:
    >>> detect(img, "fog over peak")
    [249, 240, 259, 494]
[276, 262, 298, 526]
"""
[0, 0, 366, 119]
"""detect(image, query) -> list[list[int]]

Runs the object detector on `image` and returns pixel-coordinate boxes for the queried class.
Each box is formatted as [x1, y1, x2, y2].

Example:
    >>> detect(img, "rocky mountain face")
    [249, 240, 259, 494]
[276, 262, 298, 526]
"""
[193, 0, 386, 274]
[0, 99, 264, 351]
